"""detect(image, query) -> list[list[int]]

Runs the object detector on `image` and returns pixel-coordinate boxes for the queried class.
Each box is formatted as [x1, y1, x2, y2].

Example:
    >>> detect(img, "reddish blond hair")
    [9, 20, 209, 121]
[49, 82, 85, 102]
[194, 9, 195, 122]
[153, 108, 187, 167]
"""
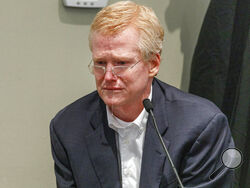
[89, 1, 164, 61]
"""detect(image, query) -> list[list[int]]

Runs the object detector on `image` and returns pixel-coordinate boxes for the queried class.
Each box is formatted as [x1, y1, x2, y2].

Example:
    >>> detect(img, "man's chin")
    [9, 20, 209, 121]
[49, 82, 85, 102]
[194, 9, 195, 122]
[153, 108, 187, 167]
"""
[102, 97, 125, 108]
[104, 100, 122, 108]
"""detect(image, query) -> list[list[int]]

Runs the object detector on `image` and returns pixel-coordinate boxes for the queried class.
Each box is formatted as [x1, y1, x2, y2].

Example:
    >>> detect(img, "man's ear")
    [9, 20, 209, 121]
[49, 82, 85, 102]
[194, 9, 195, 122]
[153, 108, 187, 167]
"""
[148, 53, 161, 77]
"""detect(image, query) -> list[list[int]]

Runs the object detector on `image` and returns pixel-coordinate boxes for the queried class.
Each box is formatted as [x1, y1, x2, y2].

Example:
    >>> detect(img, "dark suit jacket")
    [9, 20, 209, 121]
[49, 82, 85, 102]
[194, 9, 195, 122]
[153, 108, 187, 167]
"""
[50, 78, 234, 188]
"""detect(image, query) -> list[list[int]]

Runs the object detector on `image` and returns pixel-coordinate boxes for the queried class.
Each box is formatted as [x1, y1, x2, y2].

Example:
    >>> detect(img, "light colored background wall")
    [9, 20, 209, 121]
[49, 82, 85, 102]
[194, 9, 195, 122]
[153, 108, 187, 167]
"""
[0, 0, 210, 187]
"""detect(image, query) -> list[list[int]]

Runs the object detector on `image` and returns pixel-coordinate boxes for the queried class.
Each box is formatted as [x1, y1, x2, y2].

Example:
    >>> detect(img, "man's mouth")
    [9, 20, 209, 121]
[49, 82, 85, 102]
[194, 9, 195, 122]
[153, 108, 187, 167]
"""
[103, 87, 122, 90]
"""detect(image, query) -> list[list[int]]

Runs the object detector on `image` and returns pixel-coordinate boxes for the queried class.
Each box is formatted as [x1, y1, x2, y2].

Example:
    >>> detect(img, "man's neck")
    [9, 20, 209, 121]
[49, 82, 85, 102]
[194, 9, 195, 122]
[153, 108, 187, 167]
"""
[109, 103, 145, 122]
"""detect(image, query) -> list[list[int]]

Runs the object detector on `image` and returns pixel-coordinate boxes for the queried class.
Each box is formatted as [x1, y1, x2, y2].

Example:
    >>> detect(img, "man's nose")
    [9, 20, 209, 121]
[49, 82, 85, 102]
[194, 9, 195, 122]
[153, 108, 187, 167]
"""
[104, 66, 117, 81]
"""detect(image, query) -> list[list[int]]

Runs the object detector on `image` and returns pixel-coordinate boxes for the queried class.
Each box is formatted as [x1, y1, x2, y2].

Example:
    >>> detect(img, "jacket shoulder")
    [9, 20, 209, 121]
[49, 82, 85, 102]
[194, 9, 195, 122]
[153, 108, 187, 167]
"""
[154, 78, 221, 114]
[50, 91, 101, 133]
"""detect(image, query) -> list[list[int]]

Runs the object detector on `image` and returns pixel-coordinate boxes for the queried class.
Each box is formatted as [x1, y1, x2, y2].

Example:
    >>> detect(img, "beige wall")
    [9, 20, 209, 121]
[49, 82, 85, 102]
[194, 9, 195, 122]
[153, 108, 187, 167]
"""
[0, 0, 209, 187]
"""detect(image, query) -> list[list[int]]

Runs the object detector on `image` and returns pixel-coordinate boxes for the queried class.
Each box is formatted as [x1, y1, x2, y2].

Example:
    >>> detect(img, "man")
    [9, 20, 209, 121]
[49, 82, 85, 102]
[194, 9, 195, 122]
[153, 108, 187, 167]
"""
[50, 1, 234, 187]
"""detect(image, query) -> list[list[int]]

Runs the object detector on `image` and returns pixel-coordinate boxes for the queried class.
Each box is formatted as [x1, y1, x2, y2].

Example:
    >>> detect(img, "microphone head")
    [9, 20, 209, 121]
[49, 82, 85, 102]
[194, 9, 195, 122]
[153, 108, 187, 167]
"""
[143, 99, 153, 112]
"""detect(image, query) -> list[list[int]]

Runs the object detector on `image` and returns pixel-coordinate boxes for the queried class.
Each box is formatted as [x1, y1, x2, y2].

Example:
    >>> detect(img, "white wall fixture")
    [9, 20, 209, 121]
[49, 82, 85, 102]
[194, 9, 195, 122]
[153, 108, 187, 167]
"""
[63, 0, 108, 8]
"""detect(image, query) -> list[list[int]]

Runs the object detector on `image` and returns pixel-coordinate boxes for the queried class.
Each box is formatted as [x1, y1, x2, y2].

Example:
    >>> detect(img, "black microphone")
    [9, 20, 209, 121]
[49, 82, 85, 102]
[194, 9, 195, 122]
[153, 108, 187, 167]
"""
[143, 99, 184, 188]
[143, 99, 154, 112]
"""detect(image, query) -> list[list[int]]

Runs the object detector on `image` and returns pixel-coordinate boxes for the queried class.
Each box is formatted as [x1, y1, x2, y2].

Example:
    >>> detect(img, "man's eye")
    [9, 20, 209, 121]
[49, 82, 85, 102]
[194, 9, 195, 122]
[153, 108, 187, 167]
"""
[117, 61, 126, 65]
[95, 61, 106, 65]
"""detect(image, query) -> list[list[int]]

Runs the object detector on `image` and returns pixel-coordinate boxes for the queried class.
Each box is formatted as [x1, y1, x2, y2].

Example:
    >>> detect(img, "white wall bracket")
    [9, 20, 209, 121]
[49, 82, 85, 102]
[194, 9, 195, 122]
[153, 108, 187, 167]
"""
[63, 0, 108, 8]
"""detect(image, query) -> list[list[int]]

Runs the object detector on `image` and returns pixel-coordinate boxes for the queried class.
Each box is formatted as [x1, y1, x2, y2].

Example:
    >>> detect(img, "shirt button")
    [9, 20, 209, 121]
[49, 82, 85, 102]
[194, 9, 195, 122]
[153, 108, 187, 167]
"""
[127, 170, 132, 176]
[124, 169, 128, 176]
[122, 139, 129, 144]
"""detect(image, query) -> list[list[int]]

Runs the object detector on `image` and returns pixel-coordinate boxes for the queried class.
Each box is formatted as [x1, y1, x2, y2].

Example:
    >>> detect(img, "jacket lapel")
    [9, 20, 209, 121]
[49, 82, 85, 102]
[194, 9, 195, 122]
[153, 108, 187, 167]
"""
[139, 79, 170, 188]
[85, 100, 121, 188]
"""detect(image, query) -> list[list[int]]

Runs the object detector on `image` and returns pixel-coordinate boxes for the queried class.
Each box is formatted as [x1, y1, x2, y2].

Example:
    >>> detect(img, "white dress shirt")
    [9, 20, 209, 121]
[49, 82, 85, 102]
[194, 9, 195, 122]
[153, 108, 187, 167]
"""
[107, 88, 152, 188]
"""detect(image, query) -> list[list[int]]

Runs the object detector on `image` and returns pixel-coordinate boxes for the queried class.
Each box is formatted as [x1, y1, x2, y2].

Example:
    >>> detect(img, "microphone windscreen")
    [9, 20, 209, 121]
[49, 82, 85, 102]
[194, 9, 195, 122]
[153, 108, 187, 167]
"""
[143, 99, 153, 112]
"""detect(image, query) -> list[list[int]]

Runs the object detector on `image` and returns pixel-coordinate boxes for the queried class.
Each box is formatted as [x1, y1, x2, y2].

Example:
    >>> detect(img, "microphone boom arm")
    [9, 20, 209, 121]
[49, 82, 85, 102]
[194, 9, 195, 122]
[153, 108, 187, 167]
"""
[143, 99, 184, 188]
[149, 110, 184, 188]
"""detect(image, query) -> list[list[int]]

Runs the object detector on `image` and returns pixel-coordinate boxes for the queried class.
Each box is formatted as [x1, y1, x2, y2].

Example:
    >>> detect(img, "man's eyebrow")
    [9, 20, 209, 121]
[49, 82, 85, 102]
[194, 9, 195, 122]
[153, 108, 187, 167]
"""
[93, 56, 135, 62]
[92, 58, 104, 62]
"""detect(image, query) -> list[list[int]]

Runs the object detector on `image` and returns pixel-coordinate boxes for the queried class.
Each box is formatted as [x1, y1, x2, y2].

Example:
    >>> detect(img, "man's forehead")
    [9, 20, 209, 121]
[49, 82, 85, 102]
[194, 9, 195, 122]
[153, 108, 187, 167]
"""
[91, 26, 139, 42]
[92, 49, 141, 63]
[93, 53, 137, 61]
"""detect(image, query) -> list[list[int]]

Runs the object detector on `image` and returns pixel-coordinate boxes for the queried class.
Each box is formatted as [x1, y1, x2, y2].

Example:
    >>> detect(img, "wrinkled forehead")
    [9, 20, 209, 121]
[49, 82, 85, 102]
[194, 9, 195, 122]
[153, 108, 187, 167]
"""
[89, 26, 140, 49]
[90, 27, 142, 59]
